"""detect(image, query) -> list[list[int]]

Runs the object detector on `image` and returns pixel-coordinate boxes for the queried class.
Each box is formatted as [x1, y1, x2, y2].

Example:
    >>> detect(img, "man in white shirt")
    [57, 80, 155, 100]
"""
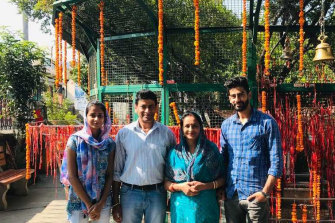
[112, 90, 176, 223]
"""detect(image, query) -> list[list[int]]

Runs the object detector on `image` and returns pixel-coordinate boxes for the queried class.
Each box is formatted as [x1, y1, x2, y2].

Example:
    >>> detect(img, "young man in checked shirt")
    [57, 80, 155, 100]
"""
[220, 77, 283, 223]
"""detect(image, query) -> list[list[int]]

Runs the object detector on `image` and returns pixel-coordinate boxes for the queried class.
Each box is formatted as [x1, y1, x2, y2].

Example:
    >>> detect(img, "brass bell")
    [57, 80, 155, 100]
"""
[313, 34, 334, 62]
[281, 48, 293, 61]
[281, 37, 293, 61]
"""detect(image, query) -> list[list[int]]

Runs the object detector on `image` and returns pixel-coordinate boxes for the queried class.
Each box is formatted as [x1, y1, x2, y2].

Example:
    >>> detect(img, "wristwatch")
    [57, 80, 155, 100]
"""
[261, 191, 270, 199]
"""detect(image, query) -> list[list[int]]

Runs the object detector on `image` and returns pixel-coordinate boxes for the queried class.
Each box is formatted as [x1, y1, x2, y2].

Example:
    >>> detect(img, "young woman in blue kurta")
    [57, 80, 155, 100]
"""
[165, 111, 225, 223]
[61, 101, 115, 222]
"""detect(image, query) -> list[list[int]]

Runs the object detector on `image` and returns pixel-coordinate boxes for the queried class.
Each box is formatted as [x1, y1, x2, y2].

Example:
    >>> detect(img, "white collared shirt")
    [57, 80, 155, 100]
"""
[113, 120, 176, 185]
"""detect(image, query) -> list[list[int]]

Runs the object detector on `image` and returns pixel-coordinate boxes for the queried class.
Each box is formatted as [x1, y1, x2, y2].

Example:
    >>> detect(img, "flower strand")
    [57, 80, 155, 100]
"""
[194, 0, 200, 66]
[169, 102, 180, 125]
[158, 0, 164, 85]
[99, 1, 106, 86]
[55, 18, 59, 88]
[71, 6, 77, 68]
[264, 0, 270, 76]
[299, 0, 305, 76]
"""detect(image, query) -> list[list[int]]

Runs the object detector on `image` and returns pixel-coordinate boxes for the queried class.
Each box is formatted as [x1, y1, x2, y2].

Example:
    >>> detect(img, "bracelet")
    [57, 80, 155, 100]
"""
[112, 203, 120, 208]
[213, 180, 217, 189]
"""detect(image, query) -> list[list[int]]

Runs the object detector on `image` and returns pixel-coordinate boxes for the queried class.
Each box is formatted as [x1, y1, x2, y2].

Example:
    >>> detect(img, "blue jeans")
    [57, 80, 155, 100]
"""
[120, 184, 167, 223]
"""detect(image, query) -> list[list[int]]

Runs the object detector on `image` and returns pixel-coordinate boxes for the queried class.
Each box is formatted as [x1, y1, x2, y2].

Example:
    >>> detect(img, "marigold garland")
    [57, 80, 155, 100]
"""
[64, 41, 67, 85]
[55, 18, 59, 88]
[291, 203, 297, 223]
[193, 0, 200, 66]
[105, 102, 109, 116]
[158, 0, 164, 85]
[296, 94, 304, 151]
[299, 0, 305, 76]
[71, 5, 77, 68]
[59, 12, 63, 84]
[99, 1, 106, 86]
[77, 51, 81, 86]
[241, 0, 247, 76]
[276, 178, 281, 219]
[169, 102, 180, 125]
[25, 124, 31, 180]
[154, 112, 158, 121]
[264, 0, 270, 76]
[261, 91, 266, 113]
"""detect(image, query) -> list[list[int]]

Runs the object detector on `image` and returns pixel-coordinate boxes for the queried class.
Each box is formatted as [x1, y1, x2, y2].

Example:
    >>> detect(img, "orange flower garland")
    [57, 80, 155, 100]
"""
[99, 1, 106, 86]
[105, 102, 109, 116]
[154, 112, 158, 121]
[264, 0, 270, 76]
[302, 204, 307, 222]
[193, 0, 200, 66]
[241, 0, 247, 76]
[276, 178, 281, 219]
[59, 12, 63, 84]
[158, 0, 164, 85]
[25, 124, 31, 180]
[296, 94, 304, 151]
[77, 50, 81, 86]
[55, 18, 59, 87]
[261, 91, 266, 113]
[71, 5, 77, 68]
[299, 0, 304, 76]
[64, 41, 67, 84]
[169, 102, 180, 125]
[291, 203, 297, 223]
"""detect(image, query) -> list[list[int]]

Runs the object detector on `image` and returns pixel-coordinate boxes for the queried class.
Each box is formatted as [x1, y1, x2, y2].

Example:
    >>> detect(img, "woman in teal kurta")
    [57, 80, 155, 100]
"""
[165, 111, 225, 223]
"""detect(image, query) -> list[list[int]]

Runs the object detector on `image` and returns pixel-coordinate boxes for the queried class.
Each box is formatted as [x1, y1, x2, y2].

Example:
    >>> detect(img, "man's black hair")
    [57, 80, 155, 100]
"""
[224, 76, 250, 94]
[135, 90, 158, 105]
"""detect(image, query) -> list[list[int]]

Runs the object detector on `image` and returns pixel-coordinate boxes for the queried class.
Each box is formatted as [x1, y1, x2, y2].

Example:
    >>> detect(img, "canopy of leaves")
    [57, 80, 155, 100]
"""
[0, 28, 46, 131]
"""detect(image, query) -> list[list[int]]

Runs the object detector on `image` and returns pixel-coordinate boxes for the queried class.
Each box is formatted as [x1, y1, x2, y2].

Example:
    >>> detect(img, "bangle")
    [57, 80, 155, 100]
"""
[213, 180, 217, 189]
[112, 203, 120, 208]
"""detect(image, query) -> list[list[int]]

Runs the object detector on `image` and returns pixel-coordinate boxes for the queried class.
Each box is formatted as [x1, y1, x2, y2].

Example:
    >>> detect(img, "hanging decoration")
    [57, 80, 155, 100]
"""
[99, 1, 106, 86]
[71, 5, 77, 68]
[296, 94, 304, 152]
[264, 0, 270, 76]
[154, 112, 158, 121]
[261, 91, 266, 113]
[193, 0, 200, 66]
[105, 102, 109, 117]
[55, 18, 59, 88]
[299, 0, 304, 76]
[241, 0, 247, 76]
[77, 50, 81, 86]
[59, 12, 63, 84]
[64, 41, 67, 85]
[276, 178, 281, 219]
[25, 124, 31, 180]
[313, 0, 334, 63]
[291, 203, 297, 223]
[158, 0, 164, 85]
[169, 102, 180, 125]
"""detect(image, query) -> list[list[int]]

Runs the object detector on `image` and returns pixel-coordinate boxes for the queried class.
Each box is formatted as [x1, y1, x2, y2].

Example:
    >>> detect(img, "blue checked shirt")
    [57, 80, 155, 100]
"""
[220, 108, 283, 200]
